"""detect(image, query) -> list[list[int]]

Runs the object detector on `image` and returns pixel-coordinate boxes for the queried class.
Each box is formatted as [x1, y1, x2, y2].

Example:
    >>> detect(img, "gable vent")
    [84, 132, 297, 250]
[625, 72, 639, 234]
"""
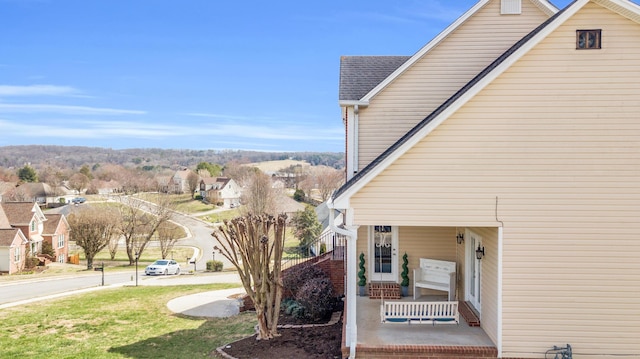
[501, 0, 521, 14]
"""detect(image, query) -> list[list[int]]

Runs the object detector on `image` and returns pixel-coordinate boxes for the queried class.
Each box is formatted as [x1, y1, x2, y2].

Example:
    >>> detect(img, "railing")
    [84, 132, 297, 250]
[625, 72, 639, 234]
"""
[282, 230, 346, 269]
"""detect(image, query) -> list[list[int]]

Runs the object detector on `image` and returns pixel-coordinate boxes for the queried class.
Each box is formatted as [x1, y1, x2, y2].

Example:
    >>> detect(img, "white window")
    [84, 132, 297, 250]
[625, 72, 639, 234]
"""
[30, 220, 36, 232]
[58, 234, 65, 248]
[14, 247, 21, 263]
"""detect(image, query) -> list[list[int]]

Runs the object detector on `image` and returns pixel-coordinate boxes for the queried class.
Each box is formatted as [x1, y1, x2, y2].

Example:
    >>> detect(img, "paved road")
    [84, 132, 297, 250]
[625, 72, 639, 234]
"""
[0, 271, 135, 305]
[2, 197, 235, 307]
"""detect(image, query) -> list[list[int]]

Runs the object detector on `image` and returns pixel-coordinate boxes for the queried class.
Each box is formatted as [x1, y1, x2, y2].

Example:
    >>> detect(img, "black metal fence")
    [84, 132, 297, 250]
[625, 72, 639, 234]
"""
[282, 230, 346, 269]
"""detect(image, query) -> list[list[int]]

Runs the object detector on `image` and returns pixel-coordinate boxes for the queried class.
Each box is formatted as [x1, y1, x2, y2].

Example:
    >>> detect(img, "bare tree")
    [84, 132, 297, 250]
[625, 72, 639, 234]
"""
[68, 172, 90, 195]
[4, 186, 29, 202]
[186, 171, 200, 199]
[67, 206, 120, 269]
[315, 166, 344, 201]
[212, 213, 287, 340]
[223, 160, 254, 187]
[117, 194, 175, 265]
[40, 166, 66, 196]
[301, 166, 345, 202]
[241, 170, 277, 215]
[157, 221, 183, 259]
[107, 234, 120, 260]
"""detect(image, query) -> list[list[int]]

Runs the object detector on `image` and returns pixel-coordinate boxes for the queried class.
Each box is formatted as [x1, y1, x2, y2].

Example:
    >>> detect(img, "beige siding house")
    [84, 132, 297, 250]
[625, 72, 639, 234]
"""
[332, 0, 640, 358]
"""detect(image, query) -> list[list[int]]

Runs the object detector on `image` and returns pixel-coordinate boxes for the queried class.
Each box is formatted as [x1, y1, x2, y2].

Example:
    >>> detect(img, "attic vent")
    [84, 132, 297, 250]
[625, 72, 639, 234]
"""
[501, 0, 521, 14]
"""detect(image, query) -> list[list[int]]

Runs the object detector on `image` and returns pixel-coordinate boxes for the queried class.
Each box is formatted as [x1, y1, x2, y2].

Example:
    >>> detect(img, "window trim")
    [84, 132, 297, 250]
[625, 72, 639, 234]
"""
[576, 29, 602, 50]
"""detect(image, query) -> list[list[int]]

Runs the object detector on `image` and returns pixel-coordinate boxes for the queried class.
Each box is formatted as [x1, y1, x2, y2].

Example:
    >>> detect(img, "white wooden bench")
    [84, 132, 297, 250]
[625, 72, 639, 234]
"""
[413, 258, 456, 301]
[380, 300, 459, 325]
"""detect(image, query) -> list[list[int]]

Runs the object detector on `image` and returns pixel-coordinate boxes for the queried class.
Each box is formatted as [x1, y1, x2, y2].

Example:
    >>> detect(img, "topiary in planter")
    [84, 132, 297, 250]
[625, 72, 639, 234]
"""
[358, 252, 366, 296]
[401, 252, 409, 296]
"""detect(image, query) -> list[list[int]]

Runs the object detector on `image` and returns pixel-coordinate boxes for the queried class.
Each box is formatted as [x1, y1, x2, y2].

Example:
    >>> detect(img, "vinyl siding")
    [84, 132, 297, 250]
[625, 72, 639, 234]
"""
[357, 0, 550, 170]
[350, 3, 640, 357]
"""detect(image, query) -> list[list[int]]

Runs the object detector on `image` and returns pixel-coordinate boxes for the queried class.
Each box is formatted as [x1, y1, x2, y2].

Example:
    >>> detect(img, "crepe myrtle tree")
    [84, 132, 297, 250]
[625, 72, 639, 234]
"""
[212, 213, 287, 340]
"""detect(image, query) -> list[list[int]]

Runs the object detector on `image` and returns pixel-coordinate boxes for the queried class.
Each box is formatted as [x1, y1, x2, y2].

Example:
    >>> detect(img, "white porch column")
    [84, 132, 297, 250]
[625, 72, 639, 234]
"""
[329, 206, 358, 357]
[345, 226, 358, 351]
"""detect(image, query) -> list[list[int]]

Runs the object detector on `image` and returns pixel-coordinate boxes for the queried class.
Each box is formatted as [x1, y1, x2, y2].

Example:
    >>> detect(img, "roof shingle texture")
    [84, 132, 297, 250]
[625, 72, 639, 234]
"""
[1, 202, 36, 226]
[339, 56, 410, 101]
[0, 228, 21, 246]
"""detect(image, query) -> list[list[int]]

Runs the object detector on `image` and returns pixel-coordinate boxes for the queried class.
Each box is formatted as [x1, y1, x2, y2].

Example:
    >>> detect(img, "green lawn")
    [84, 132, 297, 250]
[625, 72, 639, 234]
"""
[0, 284, 254, 358]
[137, 193, 216, 214]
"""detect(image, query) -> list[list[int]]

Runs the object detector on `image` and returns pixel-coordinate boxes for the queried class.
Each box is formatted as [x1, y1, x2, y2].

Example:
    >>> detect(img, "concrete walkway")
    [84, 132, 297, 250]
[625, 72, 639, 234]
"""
[143, 271, 246, 318]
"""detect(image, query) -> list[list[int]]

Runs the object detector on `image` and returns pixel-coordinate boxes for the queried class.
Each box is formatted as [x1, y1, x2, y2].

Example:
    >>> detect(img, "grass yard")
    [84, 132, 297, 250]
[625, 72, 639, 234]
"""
[137, 193, 216, 214]
[0, 284, 254, 358]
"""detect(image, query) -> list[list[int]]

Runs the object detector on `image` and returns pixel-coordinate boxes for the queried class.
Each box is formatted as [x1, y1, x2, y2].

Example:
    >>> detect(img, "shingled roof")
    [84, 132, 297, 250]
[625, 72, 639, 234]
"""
[0, 202, 42, 226]
[0, 228, 24, 246]
[43, 213, 64, 235]
[339, 56, 410, 101]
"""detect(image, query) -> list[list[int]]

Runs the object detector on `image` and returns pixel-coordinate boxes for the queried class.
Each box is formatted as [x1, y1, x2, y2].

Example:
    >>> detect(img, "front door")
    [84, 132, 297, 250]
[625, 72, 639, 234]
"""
[369, 225, 398, 282]
[466, 230, 482, 312]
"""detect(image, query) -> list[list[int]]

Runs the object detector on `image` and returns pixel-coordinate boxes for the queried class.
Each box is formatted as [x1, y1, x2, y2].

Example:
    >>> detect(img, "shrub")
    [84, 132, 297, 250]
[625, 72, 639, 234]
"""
[206, 260, 223, 271]
[293, 189, 305, 201]
[282, 263, 328, 298]
[295, 277, 335, 321]
[41, 241, 55, 257]
[319, 243, 327, 255]
[281, 298, 306, 318]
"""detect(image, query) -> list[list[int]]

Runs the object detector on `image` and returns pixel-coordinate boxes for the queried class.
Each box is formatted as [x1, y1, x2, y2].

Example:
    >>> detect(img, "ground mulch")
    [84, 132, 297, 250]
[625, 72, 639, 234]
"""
[217, 310, 343, 359]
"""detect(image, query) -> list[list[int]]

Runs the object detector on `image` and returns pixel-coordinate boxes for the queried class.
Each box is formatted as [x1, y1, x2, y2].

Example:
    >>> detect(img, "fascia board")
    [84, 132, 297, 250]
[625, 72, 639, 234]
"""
[594, 0, 640, 22]
[532, 0, 560, 16]
[339, 100, 369, 107]
[334, 0, 588, 206]
[360, 0, 491, 102]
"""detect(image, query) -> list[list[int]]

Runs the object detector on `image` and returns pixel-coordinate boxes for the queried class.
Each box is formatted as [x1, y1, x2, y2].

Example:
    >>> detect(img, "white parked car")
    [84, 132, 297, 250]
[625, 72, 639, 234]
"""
[145, 259, 181, 276]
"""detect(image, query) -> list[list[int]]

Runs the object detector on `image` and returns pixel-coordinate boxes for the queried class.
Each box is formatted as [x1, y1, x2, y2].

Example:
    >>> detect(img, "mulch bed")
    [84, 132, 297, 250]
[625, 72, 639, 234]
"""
[217, 309, 343, 359]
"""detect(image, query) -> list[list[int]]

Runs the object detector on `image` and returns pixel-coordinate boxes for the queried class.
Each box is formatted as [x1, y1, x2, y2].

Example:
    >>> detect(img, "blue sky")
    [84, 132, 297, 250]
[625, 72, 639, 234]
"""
[1, 0, 576, 152]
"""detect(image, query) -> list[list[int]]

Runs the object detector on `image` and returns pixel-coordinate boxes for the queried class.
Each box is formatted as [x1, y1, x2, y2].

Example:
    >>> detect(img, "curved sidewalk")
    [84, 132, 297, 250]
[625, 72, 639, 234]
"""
[164, 272, 246, 318]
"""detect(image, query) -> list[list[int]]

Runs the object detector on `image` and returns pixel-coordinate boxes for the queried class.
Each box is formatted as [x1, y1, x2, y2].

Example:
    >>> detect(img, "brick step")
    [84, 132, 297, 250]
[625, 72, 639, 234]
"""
[368, 282, 401, 299]
[459, 301, 481, 327]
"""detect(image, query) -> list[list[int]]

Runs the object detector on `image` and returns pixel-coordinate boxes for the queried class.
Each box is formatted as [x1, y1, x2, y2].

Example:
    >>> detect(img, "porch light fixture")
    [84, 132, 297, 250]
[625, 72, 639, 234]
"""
[475, 245, 485, 260]
[456, 232, 464, 244]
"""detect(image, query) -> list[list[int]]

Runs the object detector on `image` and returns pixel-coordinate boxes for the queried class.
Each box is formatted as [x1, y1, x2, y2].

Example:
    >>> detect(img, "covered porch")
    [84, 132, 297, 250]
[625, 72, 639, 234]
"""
[338, 224, 501, 358]
[345, 295, 497, 358]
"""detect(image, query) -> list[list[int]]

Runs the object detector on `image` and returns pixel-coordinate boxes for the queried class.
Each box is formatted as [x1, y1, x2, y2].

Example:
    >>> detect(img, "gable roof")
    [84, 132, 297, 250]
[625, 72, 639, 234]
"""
[0, 202, 46, 226]
[43, 213, 67, 235]
[339, 56, 411, 102]
[332, 0, 640, 206]
[16, 182, 54, 198]
[344, 0, 559, 105]
[0, 228, 28, 247]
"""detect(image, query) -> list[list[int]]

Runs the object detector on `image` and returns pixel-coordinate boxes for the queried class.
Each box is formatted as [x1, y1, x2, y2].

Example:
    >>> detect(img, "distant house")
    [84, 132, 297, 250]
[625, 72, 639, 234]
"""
[169, 168, 198, 194]
[2, 182, 69, 207]
[0, 228, 29, 275]
[199, 177, 241, 208]
[0, 202, 47, 257]
[42, 213, 70, 264]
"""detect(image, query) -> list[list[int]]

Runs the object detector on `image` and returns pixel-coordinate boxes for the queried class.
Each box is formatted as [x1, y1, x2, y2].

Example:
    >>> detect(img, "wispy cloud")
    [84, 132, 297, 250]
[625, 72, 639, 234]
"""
[0, 84, 79, 97]
[0, 104, 146, 115]
[184, 112, 273, 121]
[0, 118, 342, 142]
